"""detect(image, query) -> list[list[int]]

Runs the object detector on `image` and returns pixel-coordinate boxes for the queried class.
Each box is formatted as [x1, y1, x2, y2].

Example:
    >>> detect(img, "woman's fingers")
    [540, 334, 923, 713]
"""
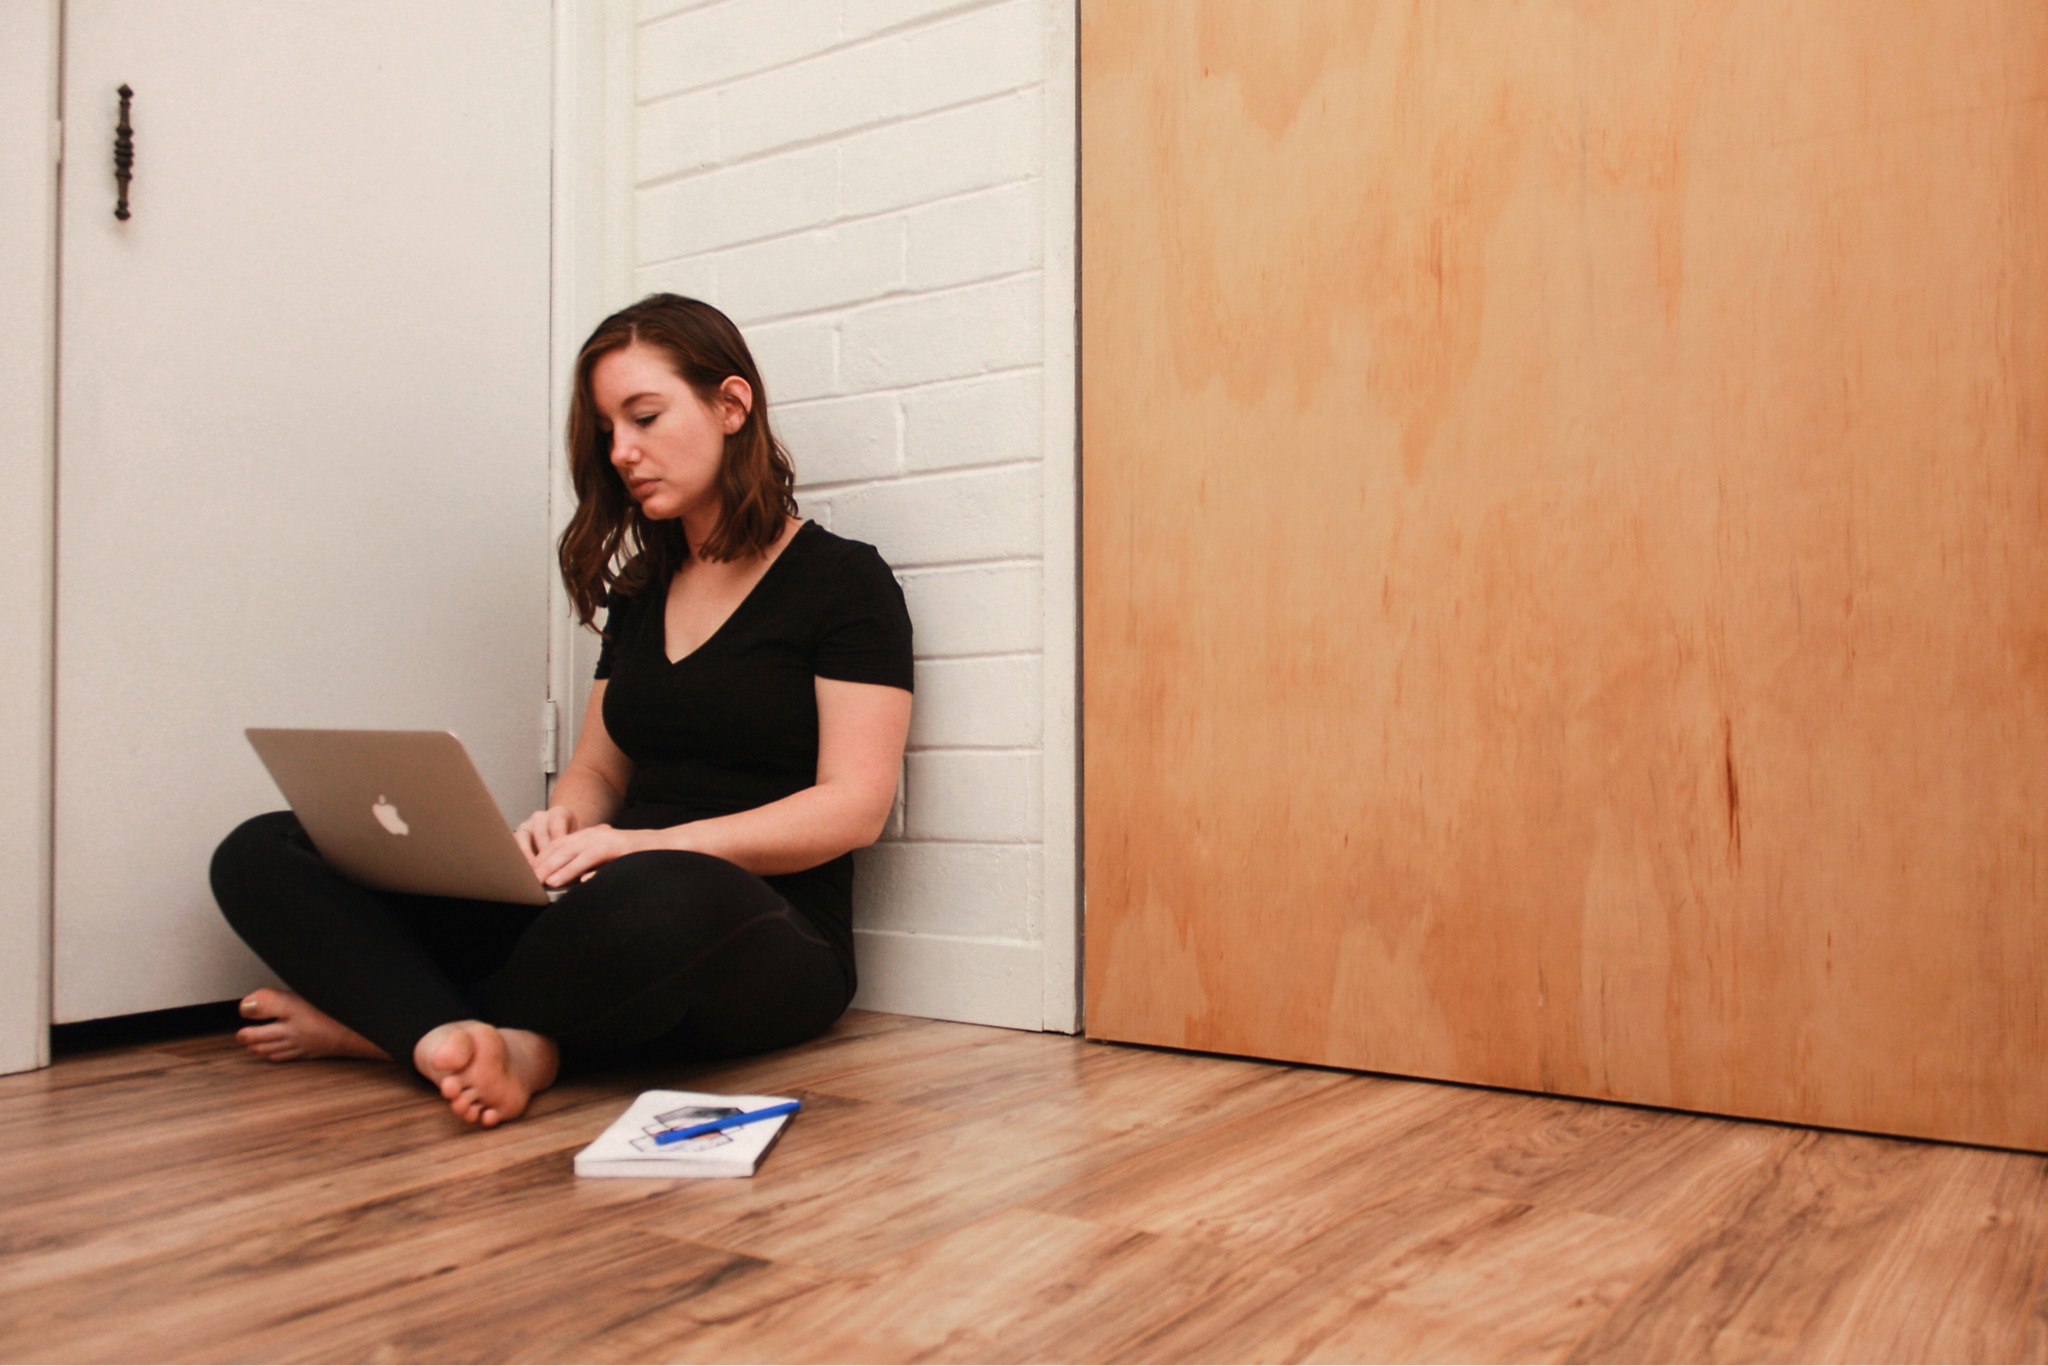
[517, 806, 581, 871]
[534, 828, 597, 886]
[544, 848, 604, 888]
[533, 824, 636, 887]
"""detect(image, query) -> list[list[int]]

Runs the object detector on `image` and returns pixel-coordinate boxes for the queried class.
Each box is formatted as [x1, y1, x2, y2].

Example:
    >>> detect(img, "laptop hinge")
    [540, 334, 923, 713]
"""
[540, 699, 560, 776]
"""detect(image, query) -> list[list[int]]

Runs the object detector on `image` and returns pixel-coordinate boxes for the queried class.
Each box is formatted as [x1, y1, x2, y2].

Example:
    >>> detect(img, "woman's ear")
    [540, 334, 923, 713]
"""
[717, 376, 753, 434]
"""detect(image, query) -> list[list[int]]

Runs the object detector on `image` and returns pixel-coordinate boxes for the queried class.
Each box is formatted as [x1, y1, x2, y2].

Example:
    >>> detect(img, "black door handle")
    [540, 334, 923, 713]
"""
[114, 84, 134, 221]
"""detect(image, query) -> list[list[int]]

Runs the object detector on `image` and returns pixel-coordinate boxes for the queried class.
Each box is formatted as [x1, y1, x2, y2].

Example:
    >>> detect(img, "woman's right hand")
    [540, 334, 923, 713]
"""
[515, 805, 583, 870]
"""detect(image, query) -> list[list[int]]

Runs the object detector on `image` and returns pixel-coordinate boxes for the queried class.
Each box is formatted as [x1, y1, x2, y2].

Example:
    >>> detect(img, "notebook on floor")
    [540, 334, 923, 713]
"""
[574, 1090, 799, 1179]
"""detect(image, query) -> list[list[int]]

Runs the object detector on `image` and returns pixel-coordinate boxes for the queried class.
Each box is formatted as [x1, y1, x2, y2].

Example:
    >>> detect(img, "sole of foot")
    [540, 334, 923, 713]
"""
[413, 1020, 559, 1128]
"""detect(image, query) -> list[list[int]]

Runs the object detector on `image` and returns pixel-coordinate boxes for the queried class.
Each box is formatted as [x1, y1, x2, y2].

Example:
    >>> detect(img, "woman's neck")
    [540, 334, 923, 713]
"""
[680, 513, 801, 569]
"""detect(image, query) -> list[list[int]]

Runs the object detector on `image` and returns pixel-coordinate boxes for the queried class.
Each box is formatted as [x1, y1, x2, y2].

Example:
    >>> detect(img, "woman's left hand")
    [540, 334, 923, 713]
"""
[529, 823, 653, 888]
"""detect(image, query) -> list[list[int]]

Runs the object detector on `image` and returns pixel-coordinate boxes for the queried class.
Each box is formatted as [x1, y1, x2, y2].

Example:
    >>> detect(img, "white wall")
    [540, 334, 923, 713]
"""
[0, 0, 1072, 1064]
[628, 0, 1079, 1029]
[0, 0, 58, 1073]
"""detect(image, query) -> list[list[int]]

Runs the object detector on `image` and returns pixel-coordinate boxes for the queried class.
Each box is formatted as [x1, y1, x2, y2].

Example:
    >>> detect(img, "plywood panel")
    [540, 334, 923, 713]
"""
[1081, 0, 2048, 1148]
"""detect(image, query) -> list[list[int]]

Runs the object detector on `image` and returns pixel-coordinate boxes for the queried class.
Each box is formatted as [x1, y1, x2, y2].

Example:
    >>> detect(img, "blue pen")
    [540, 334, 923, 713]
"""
[652, 1099, 801, 1146]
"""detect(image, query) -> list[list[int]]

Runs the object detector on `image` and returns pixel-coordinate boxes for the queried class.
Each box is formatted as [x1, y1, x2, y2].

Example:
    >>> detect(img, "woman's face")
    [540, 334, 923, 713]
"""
[589, 341, 750, 530]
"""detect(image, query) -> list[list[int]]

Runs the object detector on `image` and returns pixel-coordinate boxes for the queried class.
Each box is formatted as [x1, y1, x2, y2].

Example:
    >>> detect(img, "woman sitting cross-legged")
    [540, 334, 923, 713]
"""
[209, 294, 914, 1127]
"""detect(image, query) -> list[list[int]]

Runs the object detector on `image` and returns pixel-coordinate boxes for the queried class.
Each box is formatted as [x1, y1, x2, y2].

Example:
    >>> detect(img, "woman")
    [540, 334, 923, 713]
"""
[210, 295, 914, 1127]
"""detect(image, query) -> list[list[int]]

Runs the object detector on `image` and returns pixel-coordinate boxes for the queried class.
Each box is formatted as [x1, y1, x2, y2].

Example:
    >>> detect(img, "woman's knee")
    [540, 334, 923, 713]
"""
[526, 851, 792, 969]
[578, 849, 786, 918]
[209, 810, 310, 920]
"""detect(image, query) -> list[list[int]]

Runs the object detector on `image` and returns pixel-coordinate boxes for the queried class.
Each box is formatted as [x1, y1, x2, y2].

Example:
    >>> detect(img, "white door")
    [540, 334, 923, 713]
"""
[55, 1, 554, 1021]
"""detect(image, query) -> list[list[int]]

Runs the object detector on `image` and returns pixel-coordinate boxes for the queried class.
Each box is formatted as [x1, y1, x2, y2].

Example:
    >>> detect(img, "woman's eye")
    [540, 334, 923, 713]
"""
[632, 413, 658, 428]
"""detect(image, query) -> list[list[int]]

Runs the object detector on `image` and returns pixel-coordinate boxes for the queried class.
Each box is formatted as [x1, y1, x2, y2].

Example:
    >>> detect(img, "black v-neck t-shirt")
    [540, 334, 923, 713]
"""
[593, 521, 913, 982]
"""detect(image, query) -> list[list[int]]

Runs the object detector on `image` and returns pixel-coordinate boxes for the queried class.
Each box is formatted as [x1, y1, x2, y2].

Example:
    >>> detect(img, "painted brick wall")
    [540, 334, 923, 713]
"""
[629, 0, 1077, 1029]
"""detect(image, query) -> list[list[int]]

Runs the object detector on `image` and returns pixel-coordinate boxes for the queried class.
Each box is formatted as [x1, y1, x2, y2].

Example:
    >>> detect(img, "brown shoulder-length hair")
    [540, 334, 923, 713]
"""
[558, 294, 798, 629]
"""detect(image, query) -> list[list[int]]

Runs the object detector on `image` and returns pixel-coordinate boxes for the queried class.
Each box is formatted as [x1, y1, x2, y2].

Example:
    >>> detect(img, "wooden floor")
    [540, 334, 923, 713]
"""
[4, 1010, 2048, 1363]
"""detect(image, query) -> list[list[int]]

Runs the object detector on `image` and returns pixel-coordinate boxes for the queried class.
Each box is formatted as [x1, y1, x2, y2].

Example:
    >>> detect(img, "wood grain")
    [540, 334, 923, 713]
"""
[1415, 1091, 1792, 1230]
[1799, 1143, 2048, 1363]
[645, 1207, 1249, 1364]
[1029, 1072, 1494, 1256]
[1081, 0, 2048, 1148]
[1117, 1188, 1676, 1365]
[7, 1015, 2048, 1362]
[658, 1042, 1344, 1275]
[1565, 1129, 1980, 1362]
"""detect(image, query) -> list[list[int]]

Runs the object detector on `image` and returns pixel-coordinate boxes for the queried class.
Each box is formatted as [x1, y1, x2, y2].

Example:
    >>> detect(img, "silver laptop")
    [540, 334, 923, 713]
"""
[245, 728, 552, 907]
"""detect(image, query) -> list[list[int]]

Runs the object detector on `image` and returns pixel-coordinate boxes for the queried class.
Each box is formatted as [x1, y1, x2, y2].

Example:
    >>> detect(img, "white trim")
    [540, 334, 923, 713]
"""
[548, 0, 634, 772]
[0, 0, 61, 1074]
[1036, 0, 1081, 1032]
[851, 929, 1047, 1030]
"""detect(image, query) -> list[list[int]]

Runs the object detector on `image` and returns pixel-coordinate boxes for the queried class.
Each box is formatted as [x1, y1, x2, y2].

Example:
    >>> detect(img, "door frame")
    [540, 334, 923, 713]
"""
[0, 0, 625, 1074]
[0, 0, 61, 1075]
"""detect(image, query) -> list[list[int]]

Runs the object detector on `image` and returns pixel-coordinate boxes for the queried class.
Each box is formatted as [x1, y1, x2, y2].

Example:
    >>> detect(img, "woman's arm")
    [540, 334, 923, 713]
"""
[515, 682, 632, 861]
[526, 676, 912, 887]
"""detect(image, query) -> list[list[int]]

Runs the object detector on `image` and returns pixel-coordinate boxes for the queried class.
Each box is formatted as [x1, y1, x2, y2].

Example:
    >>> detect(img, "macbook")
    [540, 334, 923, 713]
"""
[245, 728, 553, 907]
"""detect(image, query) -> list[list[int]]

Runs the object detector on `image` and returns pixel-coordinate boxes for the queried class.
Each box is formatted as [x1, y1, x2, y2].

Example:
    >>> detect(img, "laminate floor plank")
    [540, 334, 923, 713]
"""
[0, 1043, 201, 1101]
[1414, 1090, 1790, 1230]
[0, 1058, 419, 1210]
[1563, 1129, 1960, 1362]
[0, 1020, 957, 1297]
[1027, 1073, 1503, 1257]
[820, 1031, 1316, 1125]
[1811, 1143, 2048, 1363]
[652, 1056, 1346, 1275]
[644, 1206, 1251, 1364]
[0, 1134, 912, 1355]
[2, 1147, 585, 1362]
[5, 1014, 2048, 1363]
[2023, 1259, 2048, 1364]
[664, 1013, 1024, 1099]
[233, 1233, 823, 1366]
[5, 1099, 929, 1362]
[1110, 1185, 1678, 1365]
[0, 1072, 595, 1295]
[726, 1023, 1105, 1114]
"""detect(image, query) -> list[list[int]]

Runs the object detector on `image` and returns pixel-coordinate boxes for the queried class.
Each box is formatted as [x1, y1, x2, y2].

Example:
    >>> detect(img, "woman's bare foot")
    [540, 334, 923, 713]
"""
[412, 1021, 560, 1128]
[235, 988, 389, 1063]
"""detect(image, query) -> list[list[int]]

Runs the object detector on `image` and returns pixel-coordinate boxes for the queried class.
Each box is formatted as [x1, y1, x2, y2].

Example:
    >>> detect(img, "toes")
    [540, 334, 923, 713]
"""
[236, 1024, 289, 1056]
[245, 1033, 299, 1060]
[416, 1022, 530, 1128]
[241, 988, 293, 1018]
[429, 1032, 477, 1078]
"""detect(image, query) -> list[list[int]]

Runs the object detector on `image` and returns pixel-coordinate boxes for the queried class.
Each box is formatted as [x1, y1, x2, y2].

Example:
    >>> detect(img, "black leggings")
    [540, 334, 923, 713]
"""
[209, 811, 852, 1067]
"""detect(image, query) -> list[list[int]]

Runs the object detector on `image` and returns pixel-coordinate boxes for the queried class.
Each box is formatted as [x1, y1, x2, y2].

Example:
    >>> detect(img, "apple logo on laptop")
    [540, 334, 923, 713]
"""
[371, 795, 410, 837]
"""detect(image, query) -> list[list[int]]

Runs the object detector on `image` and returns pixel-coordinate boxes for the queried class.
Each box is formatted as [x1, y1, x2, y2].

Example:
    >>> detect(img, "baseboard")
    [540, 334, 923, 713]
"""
[850, 929, 1045, 1030]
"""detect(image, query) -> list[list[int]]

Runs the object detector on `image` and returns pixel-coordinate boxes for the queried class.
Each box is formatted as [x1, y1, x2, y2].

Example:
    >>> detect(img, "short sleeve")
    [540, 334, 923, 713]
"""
[592, 593, 638, 680]
[816, 542, 914, 691]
